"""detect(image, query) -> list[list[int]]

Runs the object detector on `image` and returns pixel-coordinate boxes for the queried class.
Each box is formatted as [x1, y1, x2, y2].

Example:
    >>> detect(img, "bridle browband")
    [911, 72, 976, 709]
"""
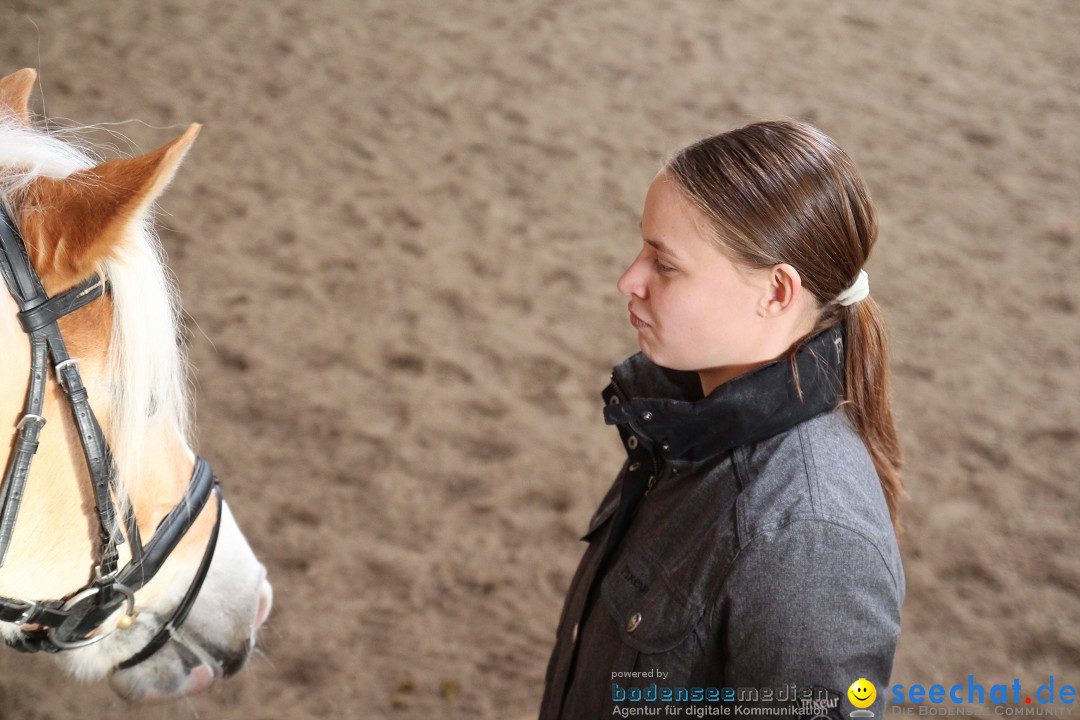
[0, 204, 223, 672]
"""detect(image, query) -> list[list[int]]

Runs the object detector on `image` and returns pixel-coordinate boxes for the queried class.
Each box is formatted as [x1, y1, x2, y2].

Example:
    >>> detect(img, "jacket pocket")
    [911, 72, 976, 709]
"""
[601, 554, 705, 657]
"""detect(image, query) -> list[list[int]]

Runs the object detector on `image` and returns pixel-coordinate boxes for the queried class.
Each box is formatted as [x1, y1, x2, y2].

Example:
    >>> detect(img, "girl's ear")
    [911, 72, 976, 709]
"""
[758, 263, 803, 317]
[0, 68, 36, 126]
[18, 124, 201, 291]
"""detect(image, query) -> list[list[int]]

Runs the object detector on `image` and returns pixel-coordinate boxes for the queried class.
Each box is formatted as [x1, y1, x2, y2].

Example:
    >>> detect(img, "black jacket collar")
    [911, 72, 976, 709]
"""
[602, 326, 845, 463]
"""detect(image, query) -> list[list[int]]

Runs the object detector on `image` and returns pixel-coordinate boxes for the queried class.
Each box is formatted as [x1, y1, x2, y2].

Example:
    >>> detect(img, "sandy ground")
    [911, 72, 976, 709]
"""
[0, 1, 1077, 718]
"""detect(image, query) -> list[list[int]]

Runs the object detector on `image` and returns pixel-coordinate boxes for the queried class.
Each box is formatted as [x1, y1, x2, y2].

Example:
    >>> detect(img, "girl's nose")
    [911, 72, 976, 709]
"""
[617, 253, 648, 298]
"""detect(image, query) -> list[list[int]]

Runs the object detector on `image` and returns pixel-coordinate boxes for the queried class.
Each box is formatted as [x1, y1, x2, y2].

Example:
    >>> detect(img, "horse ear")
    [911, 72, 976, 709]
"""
[0, 68, 37, 126]
[21, 123, 201, 287]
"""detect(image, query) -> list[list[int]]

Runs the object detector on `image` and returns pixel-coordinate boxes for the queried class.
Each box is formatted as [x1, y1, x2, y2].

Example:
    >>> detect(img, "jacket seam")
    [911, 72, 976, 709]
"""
[722, 516, 902, 596]
[798, 422, 820, 515]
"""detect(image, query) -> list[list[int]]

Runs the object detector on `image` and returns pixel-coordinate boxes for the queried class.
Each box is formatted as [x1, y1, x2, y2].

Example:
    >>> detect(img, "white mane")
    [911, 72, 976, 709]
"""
[0, 112, 193, 502]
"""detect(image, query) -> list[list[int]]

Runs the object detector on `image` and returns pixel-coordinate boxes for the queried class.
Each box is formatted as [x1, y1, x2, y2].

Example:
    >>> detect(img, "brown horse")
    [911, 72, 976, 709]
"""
[0, 68, 271, 702]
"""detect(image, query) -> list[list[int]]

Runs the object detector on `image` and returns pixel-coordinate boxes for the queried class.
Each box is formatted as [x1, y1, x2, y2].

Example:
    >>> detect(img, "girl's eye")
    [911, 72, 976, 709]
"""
[653, 258, 676, 274]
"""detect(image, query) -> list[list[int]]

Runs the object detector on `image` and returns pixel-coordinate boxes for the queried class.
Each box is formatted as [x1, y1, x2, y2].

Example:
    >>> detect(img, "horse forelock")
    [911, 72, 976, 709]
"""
[0, 117, 194, 505]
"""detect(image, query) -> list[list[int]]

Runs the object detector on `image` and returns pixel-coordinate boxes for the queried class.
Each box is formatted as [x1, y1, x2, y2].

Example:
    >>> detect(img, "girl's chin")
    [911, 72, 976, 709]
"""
[638, 345, 703, 376]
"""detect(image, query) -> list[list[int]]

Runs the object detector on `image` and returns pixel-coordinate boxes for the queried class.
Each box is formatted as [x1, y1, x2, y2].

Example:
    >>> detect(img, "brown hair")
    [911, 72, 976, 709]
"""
[664, 120, 904, 526]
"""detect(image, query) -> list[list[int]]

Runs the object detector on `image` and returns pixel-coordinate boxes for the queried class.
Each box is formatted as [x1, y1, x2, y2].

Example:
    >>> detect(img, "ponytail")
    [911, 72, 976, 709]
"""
[841, 298, 904, 529]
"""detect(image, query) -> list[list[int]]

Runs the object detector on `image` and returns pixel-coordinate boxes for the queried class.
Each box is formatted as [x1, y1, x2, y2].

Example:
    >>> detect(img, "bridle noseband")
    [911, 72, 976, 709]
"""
[0, 205, 223, 671]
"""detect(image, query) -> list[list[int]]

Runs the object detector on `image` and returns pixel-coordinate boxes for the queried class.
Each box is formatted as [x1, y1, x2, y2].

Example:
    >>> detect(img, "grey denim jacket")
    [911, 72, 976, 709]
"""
[540, 327, 904, 719]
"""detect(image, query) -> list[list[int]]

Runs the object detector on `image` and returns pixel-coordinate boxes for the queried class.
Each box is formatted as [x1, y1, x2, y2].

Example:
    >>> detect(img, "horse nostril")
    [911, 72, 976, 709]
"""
[255, 579, 273, 628]
[219, 643, 251, 678]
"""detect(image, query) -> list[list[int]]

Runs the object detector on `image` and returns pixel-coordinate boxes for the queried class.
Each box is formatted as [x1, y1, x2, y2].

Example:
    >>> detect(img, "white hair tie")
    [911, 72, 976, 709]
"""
[835, 270, 869, 306]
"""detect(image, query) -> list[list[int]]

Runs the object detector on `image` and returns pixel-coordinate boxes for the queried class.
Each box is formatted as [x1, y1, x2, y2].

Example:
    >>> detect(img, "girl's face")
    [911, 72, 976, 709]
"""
[617, 172, 776, 391]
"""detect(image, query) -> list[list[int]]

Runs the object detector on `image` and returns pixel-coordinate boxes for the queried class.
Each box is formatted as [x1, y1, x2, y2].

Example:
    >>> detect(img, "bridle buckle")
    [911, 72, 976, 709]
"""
[13, 599, 40, 626]
[53, 358, 78, 391]
[15, 414, 45, 432]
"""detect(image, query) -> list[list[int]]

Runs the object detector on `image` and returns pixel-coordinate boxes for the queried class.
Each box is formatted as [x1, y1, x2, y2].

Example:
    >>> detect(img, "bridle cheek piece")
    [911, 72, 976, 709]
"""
[0, 205, 223, 672]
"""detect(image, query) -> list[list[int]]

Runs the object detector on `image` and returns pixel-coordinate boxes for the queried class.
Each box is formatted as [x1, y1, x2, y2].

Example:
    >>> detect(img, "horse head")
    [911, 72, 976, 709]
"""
[0, 68, 271, 702]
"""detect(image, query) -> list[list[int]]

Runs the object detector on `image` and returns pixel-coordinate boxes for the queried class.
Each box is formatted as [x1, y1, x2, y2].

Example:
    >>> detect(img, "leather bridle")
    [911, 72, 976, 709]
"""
[0, 204, 223, 672]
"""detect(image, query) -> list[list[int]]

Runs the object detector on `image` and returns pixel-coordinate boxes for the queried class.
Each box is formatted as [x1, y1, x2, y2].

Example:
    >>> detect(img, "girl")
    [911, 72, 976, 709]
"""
[540, 121, 904, 719]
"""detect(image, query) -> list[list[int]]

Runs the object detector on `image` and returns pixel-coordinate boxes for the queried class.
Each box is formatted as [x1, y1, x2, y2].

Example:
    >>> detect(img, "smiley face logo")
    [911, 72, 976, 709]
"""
[848, 678, 876, 709]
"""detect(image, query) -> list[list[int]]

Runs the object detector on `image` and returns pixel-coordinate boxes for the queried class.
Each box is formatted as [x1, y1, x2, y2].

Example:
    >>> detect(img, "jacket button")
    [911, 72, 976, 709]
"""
[640, 411, 653, 421]
[626, 612, 642, 633]
[647, 475, 656, 491]
[628, 462, 641, 472]
[627, 436, 639, 450]
[660, 440, 670, 451]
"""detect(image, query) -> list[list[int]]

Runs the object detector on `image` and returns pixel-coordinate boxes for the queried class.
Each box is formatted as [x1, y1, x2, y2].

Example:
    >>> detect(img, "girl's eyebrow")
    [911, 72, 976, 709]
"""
[645, 238, 681, 259]
[639, 221, 681, 259]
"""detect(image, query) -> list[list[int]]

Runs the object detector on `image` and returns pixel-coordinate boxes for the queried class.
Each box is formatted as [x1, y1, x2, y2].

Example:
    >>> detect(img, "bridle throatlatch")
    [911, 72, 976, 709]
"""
[0, 205, 223, 671]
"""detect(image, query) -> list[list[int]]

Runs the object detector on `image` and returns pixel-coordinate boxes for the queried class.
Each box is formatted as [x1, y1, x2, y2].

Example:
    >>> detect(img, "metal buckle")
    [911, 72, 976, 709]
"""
[53, 358, 78, 390]
[14, 599, 40, 625]
[46, 581, 136, 650]
[16, 414, 45, 432]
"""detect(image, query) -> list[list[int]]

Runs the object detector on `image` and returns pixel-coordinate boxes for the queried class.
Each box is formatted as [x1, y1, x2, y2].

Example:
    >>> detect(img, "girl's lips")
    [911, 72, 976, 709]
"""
[629, 310, 650, 330]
